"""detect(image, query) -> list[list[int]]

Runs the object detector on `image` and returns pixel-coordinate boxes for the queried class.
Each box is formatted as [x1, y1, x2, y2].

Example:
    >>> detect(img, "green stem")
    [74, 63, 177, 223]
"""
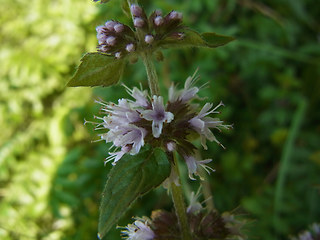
[141, 51, 160, 96]
[170, 153, 192, 240]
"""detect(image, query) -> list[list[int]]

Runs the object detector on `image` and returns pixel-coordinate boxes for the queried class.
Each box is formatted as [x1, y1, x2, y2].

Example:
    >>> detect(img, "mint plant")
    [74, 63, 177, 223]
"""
[68, 0, 245, 239]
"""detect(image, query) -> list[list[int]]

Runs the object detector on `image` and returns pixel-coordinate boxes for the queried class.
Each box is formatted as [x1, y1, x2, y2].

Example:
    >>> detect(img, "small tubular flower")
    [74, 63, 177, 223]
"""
[189, 102, 232, 150]
[184, 155, 214, 180]
[141, 96, 174, 138]
[121, 217, 155, 240]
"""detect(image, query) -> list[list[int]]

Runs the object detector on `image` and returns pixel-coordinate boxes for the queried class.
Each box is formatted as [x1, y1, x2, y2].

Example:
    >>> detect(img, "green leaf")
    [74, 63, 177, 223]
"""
[67, 53, 125, 87]
[121, 0, 131, 17]
[159, 29, 235, 49]
[98, 146, 170, 239]
[201, 32, 235, 48]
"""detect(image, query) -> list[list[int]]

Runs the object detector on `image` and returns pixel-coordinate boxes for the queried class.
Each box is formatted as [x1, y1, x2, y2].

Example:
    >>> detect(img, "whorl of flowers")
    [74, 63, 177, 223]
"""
[88, 72, 231, 179]
[96, 3, 184, 58]
[120, 191, 246, 240]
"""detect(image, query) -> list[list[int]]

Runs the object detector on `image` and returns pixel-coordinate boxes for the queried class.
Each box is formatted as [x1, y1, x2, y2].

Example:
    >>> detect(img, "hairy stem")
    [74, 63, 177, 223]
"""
[170, 153, 192, 240]
[141, 51, 160, 96]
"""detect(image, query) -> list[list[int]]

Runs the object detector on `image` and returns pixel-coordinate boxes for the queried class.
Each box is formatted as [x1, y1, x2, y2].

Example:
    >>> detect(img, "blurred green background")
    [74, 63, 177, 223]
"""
[1, 0, 319, 239]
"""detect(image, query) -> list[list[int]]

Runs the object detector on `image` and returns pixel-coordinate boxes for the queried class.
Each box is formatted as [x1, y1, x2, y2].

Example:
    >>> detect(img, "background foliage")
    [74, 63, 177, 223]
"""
[0, 0, 319, 239]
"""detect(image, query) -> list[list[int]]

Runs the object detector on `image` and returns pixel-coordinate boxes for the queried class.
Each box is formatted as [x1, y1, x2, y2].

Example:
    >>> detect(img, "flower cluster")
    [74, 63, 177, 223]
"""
[89, 72, 231, 179]
[120, 192, 246, 240]
[96, 4, 184, 58]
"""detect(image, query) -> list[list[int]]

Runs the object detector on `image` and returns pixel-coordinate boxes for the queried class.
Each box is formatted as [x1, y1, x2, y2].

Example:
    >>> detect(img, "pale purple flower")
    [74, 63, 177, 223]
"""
[179, 74, 200, 102]
[124, 85, 149, 108]
[121, 217, 155, 240]
[98, 98, 141, 124]
[187, 189, 203, 214]
[141, 96, 174, 138]
[168, 71, 200, 103]
[189, 102, 231, 150]
[103, 124, 147, 165]
[184, 155, 214, 180]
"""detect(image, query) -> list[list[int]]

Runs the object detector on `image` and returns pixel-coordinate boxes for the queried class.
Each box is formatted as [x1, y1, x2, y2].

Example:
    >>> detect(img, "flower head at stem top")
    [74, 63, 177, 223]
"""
[95, 4, 184, 59]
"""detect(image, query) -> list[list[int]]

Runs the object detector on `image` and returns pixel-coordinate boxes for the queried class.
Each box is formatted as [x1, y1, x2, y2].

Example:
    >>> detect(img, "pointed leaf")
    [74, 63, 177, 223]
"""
[67, 53, 125, 87]
[159, 29, 234, 49]
[201, 32, 235, 48]
[98, 146, 170, 239]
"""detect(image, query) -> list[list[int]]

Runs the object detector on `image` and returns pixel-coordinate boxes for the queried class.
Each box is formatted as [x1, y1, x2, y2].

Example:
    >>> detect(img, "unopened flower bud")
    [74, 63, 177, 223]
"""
[130, 4, 143, 17]
[166, 142, 176, 152]
[105, 20, 117, 31]
[126, 43, 135, 52]
[155, 9, 162, 16]
[134, 17, 144, 28]
[169, 11, 183, 20]
[96, 25, 105, 34]
[113, 23, 124, 33]
[106, 36, 116, 46]
[98, 38, 106, 45]
[154, 16, 164, 26]
[115, 52, 121, 59]
[99, 45, 109, 52]
[144, 35, 154, 44]
[97, 33, 106, 42]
